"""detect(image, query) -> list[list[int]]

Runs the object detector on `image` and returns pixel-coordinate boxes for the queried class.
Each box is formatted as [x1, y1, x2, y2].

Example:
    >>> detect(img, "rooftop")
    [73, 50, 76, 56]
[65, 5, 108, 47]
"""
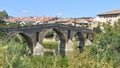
[98, 9, 120, 16]
[4, 16, 57, 22]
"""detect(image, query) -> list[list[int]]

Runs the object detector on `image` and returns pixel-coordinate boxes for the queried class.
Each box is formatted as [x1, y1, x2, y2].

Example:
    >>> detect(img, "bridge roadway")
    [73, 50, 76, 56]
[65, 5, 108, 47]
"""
[2, 23, 93, 33]
[1, 23, 94, 56]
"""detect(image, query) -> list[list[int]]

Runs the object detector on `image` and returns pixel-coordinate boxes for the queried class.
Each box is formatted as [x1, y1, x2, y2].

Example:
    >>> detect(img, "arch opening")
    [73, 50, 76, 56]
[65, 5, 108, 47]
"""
[6, 32, 34, 55]
[40, 28, 67, 56]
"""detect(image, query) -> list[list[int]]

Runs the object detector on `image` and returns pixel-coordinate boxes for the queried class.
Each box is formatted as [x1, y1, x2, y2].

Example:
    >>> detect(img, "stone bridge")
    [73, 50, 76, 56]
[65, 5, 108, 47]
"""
[1, 24, 94, 55]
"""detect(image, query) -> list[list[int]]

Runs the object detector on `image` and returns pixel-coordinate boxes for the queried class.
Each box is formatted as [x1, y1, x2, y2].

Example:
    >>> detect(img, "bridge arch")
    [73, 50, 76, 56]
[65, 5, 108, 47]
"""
[39, 28, 67, 55]
[76, 31, 85, 52]
[6, 32, 34, 54]
[2, 24, 94, 55]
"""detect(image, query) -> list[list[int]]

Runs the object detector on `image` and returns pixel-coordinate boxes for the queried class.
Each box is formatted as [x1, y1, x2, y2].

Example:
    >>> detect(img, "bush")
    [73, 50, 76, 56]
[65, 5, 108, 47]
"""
[43, 42, 58, 51]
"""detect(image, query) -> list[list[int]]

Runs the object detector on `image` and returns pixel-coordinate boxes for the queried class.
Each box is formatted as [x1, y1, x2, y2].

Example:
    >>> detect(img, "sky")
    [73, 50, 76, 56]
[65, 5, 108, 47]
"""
[0, 0, 120, 18]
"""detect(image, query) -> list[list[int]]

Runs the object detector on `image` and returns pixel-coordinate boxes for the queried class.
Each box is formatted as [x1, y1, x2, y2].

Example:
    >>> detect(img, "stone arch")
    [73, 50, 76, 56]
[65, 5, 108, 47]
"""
[53, 28, 67, 55]
[6, 32, 34, 54]
[39, 29, 51, 43]
[86, 33, 95, 42]
[76, 31, 85, 52]
[39, 28, 67, 55]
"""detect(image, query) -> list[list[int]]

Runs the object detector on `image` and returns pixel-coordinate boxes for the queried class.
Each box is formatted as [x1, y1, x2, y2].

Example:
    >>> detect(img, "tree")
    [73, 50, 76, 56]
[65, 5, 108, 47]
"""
[0, 18, 5, 27]
[0, 10, 8, 19]
[99, 19, 120, 50]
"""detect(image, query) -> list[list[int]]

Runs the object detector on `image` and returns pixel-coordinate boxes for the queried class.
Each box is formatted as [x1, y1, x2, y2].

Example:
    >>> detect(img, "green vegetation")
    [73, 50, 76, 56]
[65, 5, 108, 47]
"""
[0, 10, 8, 19]
[0, 10, 20, 28]
[0, 10, 8, 27]
[0, 19, 5, 28]
[0, 40, 68, 68]
[0, 19, 120, 68]
[43, 42, 58, 52]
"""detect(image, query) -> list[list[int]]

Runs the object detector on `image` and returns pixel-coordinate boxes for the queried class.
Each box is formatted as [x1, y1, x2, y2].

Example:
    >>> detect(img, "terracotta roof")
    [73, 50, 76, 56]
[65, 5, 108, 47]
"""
[87, 18, 93, 22]
[4, 16, 56, 23]
[98, 9, 120, 15]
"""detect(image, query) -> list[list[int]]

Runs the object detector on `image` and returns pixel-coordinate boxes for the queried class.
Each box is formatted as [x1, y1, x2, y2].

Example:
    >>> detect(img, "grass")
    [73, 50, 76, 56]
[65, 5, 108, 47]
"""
[0, 39, 120, 68]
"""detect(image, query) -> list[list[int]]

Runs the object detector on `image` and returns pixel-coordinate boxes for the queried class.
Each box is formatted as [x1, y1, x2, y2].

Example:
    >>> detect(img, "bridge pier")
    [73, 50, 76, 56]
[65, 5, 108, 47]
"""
[65, 39, 74, 56]
[64, 30, 74, 56]
[33, 32, 44, 56]
[33, 42, 44, 56]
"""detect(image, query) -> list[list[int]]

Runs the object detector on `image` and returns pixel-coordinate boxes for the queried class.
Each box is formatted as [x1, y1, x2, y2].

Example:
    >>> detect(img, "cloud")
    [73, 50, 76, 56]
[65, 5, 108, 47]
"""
[21, 10, 28, 13]
[57, 12, 62, 16]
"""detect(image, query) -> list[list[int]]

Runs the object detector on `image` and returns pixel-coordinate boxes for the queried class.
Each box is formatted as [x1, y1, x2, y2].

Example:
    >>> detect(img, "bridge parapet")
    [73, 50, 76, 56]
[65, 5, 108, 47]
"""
[2, 23, 93, 33]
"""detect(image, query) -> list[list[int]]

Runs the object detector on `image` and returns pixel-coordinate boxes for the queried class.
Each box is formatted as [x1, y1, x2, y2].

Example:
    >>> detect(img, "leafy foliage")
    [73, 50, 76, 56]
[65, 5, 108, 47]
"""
[0, 10, 8, 19]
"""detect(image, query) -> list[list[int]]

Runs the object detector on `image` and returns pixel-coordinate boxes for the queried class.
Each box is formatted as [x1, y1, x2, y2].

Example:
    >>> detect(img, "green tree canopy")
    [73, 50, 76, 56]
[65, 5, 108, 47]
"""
[0, 10, 8, 19]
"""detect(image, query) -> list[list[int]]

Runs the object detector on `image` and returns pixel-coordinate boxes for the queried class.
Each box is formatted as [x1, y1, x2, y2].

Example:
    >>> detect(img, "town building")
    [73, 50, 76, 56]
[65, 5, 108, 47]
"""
[73, 17, 93, 29]
[4, 16, 57, 25]
[3, 16, 94, 29]
[94, 9, 120, 25]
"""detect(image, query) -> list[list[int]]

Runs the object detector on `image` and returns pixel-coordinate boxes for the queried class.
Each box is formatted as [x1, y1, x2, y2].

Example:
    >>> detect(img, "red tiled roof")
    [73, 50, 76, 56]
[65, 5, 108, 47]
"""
[4, 16, 56, 23]
[87, 18, 93, 22]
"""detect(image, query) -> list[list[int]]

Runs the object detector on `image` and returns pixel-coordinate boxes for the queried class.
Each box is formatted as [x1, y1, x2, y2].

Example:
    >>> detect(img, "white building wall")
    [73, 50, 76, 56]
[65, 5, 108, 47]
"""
[94, 14, 120, 24]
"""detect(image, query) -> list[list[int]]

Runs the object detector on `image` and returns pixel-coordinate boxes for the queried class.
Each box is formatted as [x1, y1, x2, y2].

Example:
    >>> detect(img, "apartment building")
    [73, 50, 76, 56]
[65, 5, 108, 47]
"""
[94, 9, 120, 25]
